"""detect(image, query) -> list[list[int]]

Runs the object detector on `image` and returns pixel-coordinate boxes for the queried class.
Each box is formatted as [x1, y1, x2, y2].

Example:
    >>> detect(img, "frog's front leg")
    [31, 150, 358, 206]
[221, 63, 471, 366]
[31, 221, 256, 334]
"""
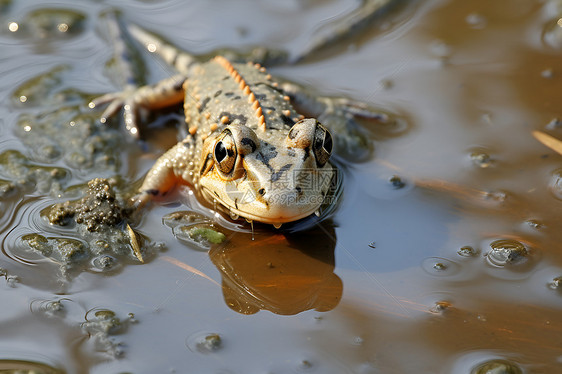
[133, 140, 195, 208]
[90, 74, 186, 138]
[280, 82, 389, 161]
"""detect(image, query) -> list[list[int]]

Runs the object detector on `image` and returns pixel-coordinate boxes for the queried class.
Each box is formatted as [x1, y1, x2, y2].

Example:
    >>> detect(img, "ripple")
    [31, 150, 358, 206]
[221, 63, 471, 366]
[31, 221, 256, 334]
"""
[29, 298, 73, 318]
[0, 357, 65, 374]
[1, 196, 55, 266]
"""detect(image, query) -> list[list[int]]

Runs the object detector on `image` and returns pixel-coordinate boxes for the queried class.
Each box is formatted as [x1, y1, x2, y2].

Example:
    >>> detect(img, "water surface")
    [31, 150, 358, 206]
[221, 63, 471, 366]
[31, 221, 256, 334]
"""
[1, 0, 562, 373]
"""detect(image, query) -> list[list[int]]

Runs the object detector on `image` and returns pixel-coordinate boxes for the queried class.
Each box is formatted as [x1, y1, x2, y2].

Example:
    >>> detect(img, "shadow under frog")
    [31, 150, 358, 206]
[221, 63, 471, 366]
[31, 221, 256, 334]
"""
[209, 222, 342, 315]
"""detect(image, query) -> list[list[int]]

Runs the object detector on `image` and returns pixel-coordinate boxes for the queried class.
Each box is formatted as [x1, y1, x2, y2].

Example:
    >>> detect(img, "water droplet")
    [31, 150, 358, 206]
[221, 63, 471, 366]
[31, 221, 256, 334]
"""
[57, 23, 69, 33]
[8, 22, 18, 32]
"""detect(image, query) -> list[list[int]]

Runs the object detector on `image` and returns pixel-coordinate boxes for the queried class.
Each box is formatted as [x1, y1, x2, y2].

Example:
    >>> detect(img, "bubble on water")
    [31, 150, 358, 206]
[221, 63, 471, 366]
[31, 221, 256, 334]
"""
[465, 13, 486, 29]
[482, 190, 508, 204]
[429, 39, 451, 67]
[356, 362, 378, 374]
[523, 219, 544, 230]
[541, 68, 554, 79]
[547, 276, 562, 290]
[430, 39, 451, 58]
[470, 359, 523, 374]
[421, 257, 460, 277]
[542, 18, 562, 50]
[545, 117, 562, 130]
[430, 300, 452, 314]
[448, 351, 526, 374]
[352, 336, 364, 346]
[389, 175, 405, 189]
[549, 169, 562, 200]
[469, 148, 494, 168]
[185, 331, 223, 354]
[90, 254, 120, 273]
[458, 245, 479, 257]
[486, 239, 529, 267]
[30, 298, 72, 318]
[0, 358, 65, 374]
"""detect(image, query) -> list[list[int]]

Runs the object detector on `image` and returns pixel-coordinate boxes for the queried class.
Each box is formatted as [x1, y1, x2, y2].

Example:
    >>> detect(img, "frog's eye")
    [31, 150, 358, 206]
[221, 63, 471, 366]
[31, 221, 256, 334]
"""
[286, 119, 333, 167]
[312, 123, 332, 167]
[214, 130, 237, 175]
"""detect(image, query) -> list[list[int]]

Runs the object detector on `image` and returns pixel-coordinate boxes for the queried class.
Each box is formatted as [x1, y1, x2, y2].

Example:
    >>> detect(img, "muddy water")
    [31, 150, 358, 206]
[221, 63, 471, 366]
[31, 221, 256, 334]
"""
[1, 0, 562, 373]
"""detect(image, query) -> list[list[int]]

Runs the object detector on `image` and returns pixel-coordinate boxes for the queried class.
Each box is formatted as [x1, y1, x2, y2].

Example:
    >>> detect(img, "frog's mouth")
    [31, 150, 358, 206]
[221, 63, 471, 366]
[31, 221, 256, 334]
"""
[199, 186, 325, 225]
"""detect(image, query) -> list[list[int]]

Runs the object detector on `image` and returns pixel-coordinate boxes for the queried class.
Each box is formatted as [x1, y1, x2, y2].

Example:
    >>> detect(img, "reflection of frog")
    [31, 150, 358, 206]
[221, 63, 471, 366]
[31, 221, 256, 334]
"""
[91, 4, 399, 228]
[209, 223, 341, 315]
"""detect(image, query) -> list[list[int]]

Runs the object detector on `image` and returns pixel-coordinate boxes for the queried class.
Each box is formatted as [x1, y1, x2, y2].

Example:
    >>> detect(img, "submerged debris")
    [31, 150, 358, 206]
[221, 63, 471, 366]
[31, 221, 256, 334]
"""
[17, 178, 161, 278]
[47, 178, 131, 232]
[163, 211, 226, 250]
[0, 149, 68, 197]
[81, 309, 137, 358]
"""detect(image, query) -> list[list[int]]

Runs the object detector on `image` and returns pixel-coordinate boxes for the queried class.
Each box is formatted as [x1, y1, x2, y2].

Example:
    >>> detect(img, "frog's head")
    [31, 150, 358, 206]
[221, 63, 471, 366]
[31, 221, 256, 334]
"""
[199, 119, 334, 225]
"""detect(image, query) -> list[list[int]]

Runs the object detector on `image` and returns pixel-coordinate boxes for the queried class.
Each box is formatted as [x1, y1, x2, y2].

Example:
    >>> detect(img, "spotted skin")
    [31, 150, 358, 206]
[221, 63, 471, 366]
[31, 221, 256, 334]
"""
[92, 29, 336, 225]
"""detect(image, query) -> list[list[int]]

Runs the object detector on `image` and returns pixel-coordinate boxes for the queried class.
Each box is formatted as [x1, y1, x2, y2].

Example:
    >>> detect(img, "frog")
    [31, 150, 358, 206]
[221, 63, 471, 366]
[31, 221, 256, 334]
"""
[90, 3, 396, 228]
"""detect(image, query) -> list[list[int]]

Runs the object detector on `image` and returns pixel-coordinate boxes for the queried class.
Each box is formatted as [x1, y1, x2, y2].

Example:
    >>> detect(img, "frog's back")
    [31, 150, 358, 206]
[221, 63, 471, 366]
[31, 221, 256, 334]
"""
[184, 57, 302, 138]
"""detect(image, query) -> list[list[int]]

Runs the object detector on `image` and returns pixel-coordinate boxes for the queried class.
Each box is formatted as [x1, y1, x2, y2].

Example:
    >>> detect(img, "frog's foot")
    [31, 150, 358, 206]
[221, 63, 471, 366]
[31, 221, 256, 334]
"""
[129, 191, 152, 210]
[317, 97, 390, 161]
[89, 75, 186, 139]
[89, 86, 142, 138]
